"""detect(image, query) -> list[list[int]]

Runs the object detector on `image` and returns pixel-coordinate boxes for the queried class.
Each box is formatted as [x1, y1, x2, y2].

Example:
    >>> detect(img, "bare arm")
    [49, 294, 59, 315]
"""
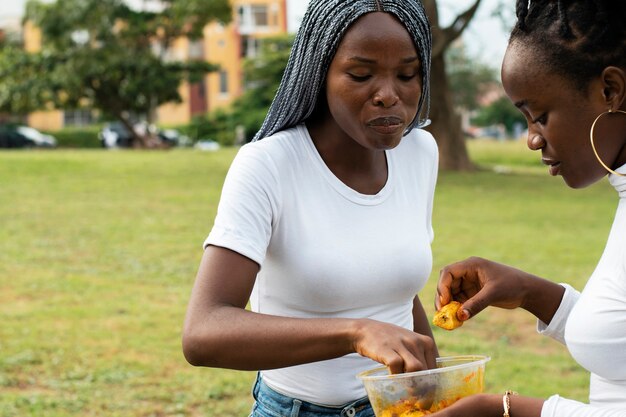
[429, 393, 544, 417]
[436, 257, 565, 325]
[412, 295, 439, 358]
[182, 246, 437, 373]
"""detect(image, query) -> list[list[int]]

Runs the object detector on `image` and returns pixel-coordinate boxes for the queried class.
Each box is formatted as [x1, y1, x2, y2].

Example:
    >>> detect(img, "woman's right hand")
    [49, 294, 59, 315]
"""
[352, 319, 437, 374]
[436, 257, 536, 321]
[436, 257, 565, 325]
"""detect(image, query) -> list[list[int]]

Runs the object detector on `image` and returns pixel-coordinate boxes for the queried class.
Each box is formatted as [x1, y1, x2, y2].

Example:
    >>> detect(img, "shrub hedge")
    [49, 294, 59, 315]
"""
[47, 126, 102, 148]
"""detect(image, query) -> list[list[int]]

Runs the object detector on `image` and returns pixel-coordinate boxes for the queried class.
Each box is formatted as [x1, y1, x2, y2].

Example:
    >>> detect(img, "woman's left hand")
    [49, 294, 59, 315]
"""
[428, 394, 501, 417]
[429, 393, 543, 417]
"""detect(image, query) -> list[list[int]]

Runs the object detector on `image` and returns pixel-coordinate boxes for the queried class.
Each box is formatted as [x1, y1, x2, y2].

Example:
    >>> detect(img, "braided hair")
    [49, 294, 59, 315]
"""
[253, 0, 432, 141]
[510, 1, 626, 92]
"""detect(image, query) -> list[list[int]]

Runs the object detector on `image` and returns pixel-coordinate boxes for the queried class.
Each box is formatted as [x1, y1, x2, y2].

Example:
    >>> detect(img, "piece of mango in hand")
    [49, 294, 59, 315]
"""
[432, 301, 464, 330]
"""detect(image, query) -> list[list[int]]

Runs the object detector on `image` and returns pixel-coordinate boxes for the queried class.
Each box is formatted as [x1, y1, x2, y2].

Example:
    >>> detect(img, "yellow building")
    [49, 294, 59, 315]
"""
[23, 0, 288, 131]
[159, 0, 287, 126]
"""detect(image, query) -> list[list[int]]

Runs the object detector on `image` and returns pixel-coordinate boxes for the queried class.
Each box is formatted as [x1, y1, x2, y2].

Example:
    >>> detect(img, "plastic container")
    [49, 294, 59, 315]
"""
[358, 355, 490, 416]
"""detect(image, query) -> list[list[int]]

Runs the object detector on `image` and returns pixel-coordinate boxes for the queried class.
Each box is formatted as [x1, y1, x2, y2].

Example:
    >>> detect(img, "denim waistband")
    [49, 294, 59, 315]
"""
[251, 373, 373, 417]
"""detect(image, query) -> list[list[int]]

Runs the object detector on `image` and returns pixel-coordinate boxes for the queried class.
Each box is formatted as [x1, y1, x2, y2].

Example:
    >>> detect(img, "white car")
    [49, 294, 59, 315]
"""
[194, 139, 220, 151]
[15, 126, 57, 147]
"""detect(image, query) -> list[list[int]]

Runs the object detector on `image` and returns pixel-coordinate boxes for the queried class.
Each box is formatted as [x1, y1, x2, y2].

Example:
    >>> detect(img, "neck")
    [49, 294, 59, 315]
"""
[612, 108, 626, 170]
[305, 118, 388, 195]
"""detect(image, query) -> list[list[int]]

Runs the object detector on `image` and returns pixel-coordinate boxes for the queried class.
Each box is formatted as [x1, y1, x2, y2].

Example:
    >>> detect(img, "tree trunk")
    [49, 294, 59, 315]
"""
[426, 54, 474, 170]
[117, 115, 161, 149]
[423, 0, 481, 171]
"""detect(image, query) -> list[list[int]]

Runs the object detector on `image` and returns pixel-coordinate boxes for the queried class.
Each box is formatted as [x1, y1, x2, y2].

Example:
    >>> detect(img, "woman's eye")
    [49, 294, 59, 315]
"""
[399, 73, 418, 81]
[348, 74, 371, 82]
[532, 113, 548, 125]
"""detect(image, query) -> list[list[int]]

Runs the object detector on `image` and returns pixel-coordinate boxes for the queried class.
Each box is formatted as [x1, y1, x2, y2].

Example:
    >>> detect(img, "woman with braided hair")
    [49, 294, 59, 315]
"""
[432, 1, 626, 416]
[183, 1, 438, 415]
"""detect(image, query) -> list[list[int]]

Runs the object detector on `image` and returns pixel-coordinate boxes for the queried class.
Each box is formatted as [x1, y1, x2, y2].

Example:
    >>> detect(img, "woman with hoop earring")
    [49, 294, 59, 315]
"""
[429, 1, 626, 417]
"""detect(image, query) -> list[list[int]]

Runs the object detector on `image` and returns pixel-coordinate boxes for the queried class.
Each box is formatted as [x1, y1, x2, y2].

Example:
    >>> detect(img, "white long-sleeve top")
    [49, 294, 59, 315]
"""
[538, 165, 626, 417]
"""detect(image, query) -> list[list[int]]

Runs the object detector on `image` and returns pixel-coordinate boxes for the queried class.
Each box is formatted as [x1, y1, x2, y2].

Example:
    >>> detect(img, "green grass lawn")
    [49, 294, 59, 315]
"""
[0, 140, 617, 416]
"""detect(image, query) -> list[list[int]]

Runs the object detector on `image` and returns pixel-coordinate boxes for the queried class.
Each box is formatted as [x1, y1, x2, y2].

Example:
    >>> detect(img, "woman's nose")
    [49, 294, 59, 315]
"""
[372, 82, 399, 108]
[527, 133, 546, 151]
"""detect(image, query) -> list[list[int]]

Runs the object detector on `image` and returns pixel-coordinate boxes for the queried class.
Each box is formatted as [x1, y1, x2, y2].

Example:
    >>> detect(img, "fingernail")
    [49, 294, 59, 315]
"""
[460, 309, 470, 321]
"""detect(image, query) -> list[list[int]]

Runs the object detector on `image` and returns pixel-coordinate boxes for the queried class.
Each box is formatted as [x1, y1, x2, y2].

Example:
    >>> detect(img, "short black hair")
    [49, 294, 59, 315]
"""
[510, 1, 626, 91]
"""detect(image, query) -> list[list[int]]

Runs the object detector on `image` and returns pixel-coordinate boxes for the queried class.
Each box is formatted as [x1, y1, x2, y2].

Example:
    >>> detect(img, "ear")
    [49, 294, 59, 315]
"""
[600, 66, 626, 110]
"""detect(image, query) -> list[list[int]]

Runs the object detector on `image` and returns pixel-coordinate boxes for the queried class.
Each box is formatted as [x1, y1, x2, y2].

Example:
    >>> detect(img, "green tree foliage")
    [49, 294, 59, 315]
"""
[232, 35, 294, 141]
[0, 26, 23, 49]
[471, 96, 525, 134]
[187, 34, 294, 144]
[0, 47, 56, 115]
[446, 44, 497, 112]
[0, 0, 231, 146]
[185, 107, 237, 146]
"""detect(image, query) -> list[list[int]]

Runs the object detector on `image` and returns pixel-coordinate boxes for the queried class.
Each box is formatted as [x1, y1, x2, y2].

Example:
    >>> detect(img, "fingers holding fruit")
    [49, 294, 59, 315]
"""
[436, 257, 534, 320]
[432, 301, 464, 330]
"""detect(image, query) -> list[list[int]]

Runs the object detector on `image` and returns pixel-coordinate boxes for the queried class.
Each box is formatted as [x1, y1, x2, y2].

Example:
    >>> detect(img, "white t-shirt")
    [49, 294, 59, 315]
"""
[539, 165, 626, 417]
[205, 124, 439, 405]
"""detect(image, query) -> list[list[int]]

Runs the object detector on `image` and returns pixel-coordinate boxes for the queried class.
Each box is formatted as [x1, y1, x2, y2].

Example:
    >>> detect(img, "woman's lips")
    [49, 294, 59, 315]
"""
[548, 162, 561, 176]
[367, 117, 403, 134]
[542, 158, 561, 176]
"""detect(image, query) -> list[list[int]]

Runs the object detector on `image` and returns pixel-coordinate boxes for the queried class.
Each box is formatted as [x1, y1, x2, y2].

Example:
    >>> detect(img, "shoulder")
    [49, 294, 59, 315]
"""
[225, 125, 308, 196]
[391, 129, 439, 191]
[237, 125, 306, 168]
[394, 128, 439, 170]
[401, 128, 438, 156]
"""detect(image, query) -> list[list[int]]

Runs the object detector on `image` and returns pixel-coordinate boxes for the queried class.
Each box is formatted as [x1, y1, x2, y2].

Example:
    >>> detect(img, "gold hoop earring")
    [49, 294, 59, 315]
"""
[589, 109, 626, 177]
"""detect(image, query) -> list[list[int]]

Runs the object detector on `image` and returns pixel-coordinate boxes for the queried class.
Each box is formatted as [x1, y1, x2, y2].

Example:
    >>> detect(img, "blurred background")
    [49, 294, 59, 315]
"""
[0, 0, 524, 164]
[1, 1, 599, 417]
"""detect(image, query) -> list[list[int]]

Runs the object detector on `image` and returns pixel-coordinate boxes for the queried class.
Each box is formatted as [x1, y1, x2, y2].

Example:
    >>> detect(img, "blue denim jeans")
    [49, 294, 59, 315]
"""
[249, 374, 375, 417]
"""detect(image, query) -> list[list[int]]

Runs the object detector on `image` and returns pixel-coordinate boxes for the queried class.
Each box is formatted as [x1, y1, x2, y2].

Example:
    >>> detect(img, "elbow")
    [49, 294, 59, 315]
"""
[182, 329, 218, 367]
[181, 335, 201, 367]
[182, 305, 242, 368]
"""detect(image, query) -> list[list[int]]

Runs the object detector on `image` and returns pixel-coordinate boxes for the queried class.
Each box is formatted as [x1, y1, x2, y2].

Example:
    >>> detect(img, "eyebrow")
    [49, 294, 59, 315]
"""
[348, 56, 420, 64]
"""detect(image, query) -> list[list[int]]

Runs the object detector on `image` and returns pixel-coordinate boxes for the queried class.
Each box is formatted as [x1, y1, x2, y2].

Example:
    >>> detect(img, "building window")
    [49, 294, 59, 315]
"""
[198, 81, 205, 97]
[237, 6, 245, 24]
[188, 39, 204, 60]
[162, 46, 185, 62]
[219, 71, 228, 95]
[63, 109, 94, 127]
[238, 4, 270, 33]
[251, 5, 269, 27]
[241, 35, 261, 58]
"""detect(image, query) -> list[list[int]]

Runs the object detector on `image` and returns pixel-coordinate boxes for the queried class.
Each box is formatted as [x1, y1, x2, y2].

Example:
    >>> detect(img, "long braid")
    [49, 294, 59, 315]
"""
[253, 0, 432, 141]
[510, 0, 626, 91]
[515, 0, 528, 31]
[590, 0, 608, 44]
[556, 0, 572, 39]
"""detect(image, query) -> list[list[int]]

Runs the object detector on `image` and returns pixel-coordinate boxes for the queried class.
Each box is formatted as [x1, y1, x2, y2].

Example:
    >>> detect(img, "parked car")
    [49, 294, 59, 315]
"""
[17, 126, 58, 147]
[193, 139, 220, 151]
[0, 125, 57, 148]
[98, 121, 190, 148]
[98, 122, 134, 148]
[158, 128, 191, 147]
